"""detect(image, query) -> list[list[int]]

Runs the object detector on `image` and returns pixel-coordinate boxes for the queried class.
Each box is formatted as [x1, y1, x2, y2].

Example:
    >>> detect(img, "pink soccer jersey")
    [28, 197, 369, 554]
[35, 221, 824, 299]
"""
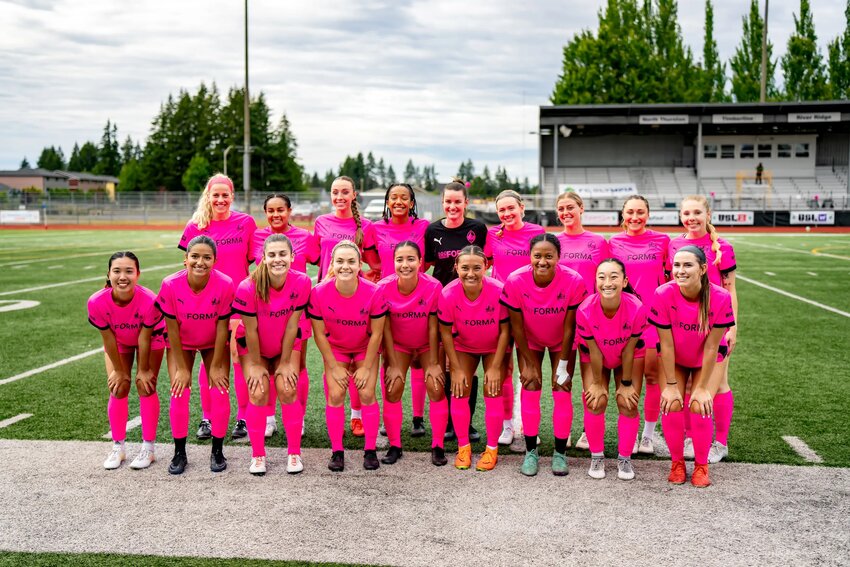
[379, 272, 442, 353]
[667, 233, 737, 286]
[313, 213, 377, 280]
[373, 218, 429, 279]
[648, 281, 735, 368]
[87, 285, 165, 353]
[307, 278, 388, 354]
[437, 277, 508, 354]
[251, 225, 319, 273]
[179, 211, 257, 285]
[608, 230, 670, 304]
[484, 222, 545, 283]
[155, 269, 235, 351]
[501, 265, 587, 351]
[576, 292, 647, 369]
[557, 231, 611, 294]
[231, 272, 312, 359]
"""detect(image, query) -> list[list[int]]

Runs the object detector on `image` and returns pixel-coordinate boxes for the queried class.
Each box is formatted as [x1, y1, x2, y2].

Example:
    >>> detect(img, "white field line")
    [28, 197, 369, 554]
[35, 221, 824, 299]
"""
[103, 416, 142, 439]
[765, 271, 776, 276]
[807, 272, 818, 276]
[0, 246, 163, 268]
[46, 265, 63, 270]
[0, 349, 102, 386]
[782, 435, 823, 464]
[737, 275, 850, 319]
[82, 265, 95, 270]
[0, 413, 33, 429]
[0, 263, 174, 296]
[737, 240, 850, 261]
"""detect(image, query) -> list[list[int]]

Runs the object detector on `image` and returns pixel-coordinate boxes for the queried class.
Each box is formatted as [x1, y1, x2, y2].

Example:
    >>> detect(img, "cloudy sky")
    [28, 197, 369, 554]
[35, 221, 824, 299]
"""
[0, 0, 845, 183]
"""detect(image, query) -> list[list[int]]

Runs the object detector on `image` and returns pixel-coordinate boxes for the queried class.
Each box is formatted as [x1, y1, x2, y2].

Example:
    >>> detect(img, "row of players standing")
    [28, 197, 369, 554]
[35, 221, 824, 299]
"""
[89, 173, 737, 487]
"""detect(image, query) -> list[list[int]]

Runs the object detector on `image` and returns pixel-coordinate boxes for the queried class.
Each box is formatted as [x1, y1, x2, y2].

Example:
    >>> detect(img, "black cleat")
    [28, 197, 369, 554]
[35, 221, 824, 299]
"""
[431, 446, 448, 467]
[363, 449, 380, 470]
[196, 419, 212, 440]
[381, 446, 403, 465]
[231, 419, 248, 440]
[168, 452, 188, 475]
[210, 450, 227, 473]
[411, 417, 426, 437]
[328, 450, 345, 472]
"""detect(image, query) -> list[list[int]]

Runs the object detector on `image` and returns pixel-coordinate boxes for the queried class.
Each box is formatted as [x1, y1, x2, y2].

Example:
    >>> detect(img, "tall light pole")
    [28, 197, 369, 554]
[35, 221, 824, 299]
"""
[223, 145, 235, 177]
[243, 0, 252, 213]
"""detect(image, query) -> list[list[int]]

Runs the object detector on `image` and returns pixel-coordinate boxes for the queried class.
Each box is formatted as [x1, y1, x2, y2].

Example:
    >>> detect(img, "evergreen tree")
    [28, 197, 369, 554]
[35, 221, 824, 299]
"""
[266, 114, 304, 192]
[827, 2, 850, 99]
[366, 152, 377, 188]
[74, 142, 100, 173]
[37, 146, 65, 171]
[403, 159, 417, 184]
[730, 0, 777, 101]
[699, 0, 729, 101]
[377, 158, 387, 187]
[386, 164, 397, 185]
[118, 159, 143, 192]
[19, 157, 30, 169]
[67, 143, 81, 171]
[94, 120, 121, 176]
[182, 154, 213, 192]
[781, 0, 828, 101]
[310, 172, 321, 188]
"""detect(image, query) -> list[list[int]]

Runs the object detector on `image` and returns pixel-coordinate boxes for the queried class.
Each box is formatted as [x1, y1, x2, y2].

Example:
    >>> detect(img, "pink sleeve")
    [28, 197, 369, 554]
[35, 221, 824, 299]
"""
[178, 222, 199, 251]
[437, 289, 454, 325]
[142, 293, 163, 327]
[718, 239, 737, 274]
[483, 232, 493, 259]
[245, 216, 258, 262]
[649, 288, 670, 328]
[428, 281, 440, 314]
[155, 281, 176, 318]
[500, 279, 520, 311]
[575, 306, 591, 340]
[218, 280, 235, 319]
[498, 301, 509, 323]
[232, 280, 257, 316]
[362, 222, 376, 250]
[306, 233, 320, 265]
[632, 303, 648, 337]
[307, 288, 322, 319]
[87, 294, 109, 330]
[599, 236, 611, 260]
[296, 276, 311, 310]
[369, 287, 389, 318]
[569, 274, 588, 309]
[713, 291, 735, 328]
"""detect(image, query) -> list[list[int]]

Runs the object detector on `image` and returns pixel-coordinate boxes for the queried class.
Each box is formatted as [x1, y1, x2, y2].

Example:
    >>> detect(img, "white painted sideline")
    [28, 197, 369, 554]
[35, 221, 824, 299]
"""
[0, 413, 32, 429]
[0, 264, 174, 296]
[0, 349, 102, 386]
[0, 246, 161, 268]
[738, 240, 850, 262]
[782, 435, 823, 464]
[737, 275, 850, 319]
[102, 416, 142, 439]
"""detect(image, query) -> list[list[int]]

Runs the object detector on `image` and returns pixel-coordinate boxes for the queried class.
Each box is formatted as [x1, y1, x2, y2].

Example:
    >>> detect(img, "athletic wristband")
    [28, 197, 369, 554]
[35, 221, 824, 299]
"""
[621, 380, 632, 387]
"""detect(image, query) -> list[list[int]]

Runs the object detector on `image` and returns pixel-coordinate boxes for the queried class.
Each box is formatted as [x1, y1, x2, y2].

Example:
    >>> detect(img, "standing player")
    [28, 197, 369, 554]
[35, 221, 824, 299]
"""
[250, 193, 318, 439]
[379, 241, 447, 465]
[313, 176, 381, 437]
[578, 259, 647, 481]
[438, 246, 511, 471]
[556, 191, 610, 450]
[88, 252, 166, 470]
[372, 183, 430, 437]
[308, 241, 388, 471]
[424, 178, 488, 442]
[502, 234, 586, 476]
[233, 234, 312, 475]
[651, 246, 735, 487]
[484, 189, 544, 448]
[608, 195, 670, 454]
[179, 173, 256, 442]
[669, 195, 738, 463]
[157, 236, 235, 474]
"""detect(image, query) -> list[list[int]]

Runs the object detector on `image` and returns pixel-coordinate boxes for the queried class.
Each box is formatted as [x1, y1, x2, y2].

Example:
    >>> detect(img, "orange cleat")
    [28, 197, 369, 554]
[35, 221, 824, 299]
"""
[475, 447, 499, 472]
[668, 460, 687, 484]
[455, 444, 472, 470]
[691, 463, 711, 488]
[350, 418, 364, 437]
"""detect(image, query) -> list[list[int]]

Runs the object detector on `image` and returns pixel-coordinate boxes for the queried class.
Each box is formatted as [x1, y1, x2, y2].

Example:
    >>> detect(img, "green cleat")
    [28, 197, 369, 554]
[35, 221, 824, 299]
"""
[552, 450, 569, 476]
[521, 449, 539, 477]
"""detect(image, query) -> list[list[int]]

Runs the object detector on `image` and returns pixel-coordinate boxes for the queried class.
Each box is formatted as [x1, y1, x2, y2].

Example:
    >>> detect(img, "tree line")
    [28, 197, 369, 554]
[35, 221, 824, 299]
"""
[552, 0, 850, 104]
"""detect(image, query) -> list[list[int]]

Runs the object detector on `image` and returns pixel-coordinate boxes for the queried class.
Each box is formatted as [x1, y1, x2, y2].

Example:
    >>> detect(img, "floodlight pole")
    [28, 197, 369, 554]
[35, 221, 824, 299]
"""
[223, 145, 234, 177]
[243, 0, 252, 213]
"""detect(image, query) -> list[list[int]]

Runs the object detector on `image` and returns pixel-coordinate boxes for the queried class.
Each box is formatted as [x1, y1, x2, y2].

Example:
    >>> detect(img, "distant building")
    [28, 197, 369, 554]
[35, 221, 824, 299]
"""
[0, 168, 119, 198]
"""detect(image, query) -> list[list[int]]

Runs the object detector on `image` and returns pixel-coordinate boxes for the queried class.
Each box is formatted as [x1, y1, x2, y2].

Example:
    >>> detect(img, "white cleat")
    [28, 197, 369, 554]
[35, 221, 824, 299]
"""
[617, 458, 635, 480]
[103, 444, 126, 470]
[287, 454, 304, 474]
[683, 437, 695, 460]
[637, 436, 655, 455]
[129, 448, 156, 470]
[265, 417, 277, 439]
[588, 456, 606, 479]
[708, 441, 728, 464]
[575, 432, 590, 450]
[249, 456, 267, 476]
[498, 423, 514, 446]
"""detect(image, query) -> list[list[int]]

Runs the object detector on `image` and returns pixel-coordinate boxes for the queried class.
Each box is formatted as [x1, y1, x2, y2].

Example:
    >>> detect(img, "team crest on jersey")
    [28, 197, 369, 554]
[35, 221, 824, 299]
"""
[289, 291, 299, 300]
[211, 298, 220, 306]
[418, 298, 427, 306]
[485, 305, 495, 313]
[466, 230, 476, 244]
[587, 241, 597, 251]
[237, 223, 244, 231]
[360, 307, 368, 316]
[557, 291, 566, 301]
[623, 322, 631, 330]
[648, 241, 661, 250]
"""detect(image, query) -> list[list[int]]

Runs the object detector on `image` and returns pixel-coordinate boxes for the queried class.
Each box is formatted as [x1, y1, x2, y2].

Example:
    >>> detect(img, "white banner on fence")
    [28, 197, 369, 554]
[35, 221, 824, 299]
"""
[0, 210, 39, 224]
[558, 183, 637, 198]
[787, 112, 840, 123]
[580, 211, 619, 226]
[639, 115, 689, 125]
[789, 211, 835, 225]
[712, 114, 764, 124]
[649, 211, 681, 226]
[712, 211, 755, 226]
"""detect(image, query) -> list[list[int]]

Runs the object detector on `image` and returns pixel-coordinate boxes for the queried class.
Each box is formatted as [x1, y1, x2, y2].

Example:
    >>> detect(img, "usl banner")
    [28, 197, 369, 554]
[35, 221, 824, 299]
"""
[648, 211, 680, 226]
[580, 211, 619, 226]
[558, 183, 637, 198]
[0, 210, 39, 224]
[789, 211, 835, 225]
[712, 211, 755, 226]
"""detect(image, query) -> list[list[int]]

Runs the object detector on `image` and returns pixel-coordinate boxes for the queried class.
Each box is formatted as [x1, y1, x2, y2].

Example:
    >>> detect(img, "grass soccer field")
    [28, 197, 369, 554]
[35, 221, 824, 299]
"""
[1, 228, 849, 468]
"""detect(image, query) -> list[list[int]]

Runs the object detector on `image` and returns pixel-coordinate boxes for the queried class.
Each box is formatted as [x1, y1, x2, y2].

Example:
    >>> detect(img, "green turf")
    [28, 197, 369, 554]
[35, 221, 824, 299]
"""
[0, 551, 367, 566]
[1, 230, 848, 467]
